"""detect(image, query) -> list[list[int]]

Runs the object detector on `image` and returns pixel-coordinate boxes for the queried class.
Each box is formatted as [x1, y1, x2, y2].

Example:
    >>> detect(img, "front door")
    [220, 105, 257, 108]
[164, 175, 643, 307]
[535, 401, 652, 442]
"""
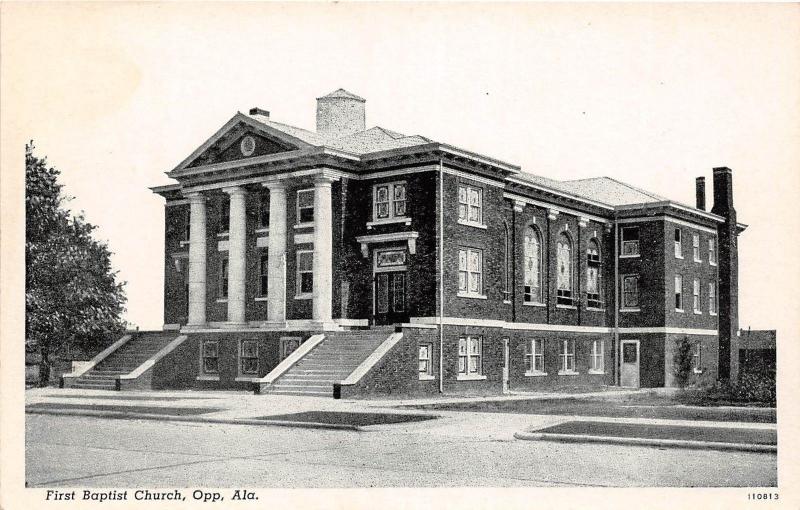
[620, 340, 640, 388]
[374, 271, 408, 325]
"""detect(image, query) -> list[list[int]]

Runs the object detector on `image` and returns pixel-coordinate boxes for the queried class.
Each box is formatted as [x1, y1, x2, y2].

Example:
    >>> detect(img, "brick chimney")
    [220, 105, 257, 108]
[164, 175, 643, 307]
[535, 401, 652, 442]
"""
[695, 176, 706, 210]
[316, 89, 366, 137]
[710, 167, 738, 381]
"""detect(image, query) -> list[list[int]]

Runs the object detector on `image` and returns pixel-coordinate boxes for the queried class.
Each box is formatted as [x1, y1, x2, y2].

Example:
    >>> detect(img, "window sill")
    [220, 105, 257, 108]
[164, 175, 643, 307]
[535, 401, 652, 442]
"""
[619, 254, 640, 259]
[523, 301, 546, 307]
[693, 368, 704, 374]
[295, 293, 312, 300]
[675, 308, 685, 313]
[710, 312, 718, 316]
[294, 222, 314, 230]
[693, 310, 702, 315]
[254, 296, 269, 302]
[620, 308, 640, 313]
[255, 227, 270, 234]
[456, 374, 487, 381]
[216, 298, 228, 303]
[196, 375, 219, 381]
[524, 371, 548, 377]
[235, 376, 260, 382]
[457, 219, 487, 230]
[457, 292, 487, 300]
[179, 240, 190, 247]
[586, 307, 606, 312]
[588, 369, 605, 375]
[556, 304, 577, 310]
[710, 262, 717, 267]
[694, 258, 702, 263]
[675, 255, 684, 260]
[418, 374, 436, 381]
[558, 370, 579, 376]
[503, 300, 511, 305]
[367, 217, 411, 229]
[218, 232, 229, 238]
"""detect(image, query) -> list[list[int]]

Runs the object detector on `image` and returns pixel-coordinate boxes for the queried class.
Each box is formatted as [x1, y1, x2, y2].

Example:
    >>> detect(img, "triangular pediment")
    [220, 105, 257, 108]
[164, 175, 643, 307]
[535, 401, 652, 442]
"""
[173, 113, 315, 172]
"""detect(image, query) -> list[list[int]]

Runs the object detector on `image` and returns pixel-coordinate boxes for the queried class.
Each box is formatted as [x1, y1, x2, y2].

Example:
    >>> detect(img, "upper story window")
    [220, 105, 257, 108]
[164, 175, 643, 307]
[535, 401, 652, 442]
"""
[259, 254, 269, 297]
[675, 274, 684, 311]
[692, 233, 701, 262]
[458, 247, 483, 297]
[296, 189, 314, 225]
[621, 274, 639, 309]
[709, 282, 717, 315]
[693, 278, 701, 314]
[674, 228, 683, 259]
[258, 192, 270, 229]
[502, 223, 511, 300]
[709, 238, 717, 265]
[586, 239, 602, 309]
[219, 256, 229, 299]
[458, 184, 484, 227]
[556, 232, 574, 306]
[373, 182, 407, 220]
[621, 227, 639, 257]
[184, 209, 191, 242]
[523, 226, 543, 304]
[220, 196, 230, 232]
[296, 250, 313, 298]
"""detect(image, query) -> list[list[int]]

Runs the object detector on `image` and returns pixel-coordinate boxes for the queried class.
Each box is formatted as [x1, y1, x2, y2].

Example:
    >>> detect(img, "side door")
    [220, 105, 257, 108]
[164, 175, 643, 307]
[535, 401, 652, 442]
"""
[619, 340, 640, 388]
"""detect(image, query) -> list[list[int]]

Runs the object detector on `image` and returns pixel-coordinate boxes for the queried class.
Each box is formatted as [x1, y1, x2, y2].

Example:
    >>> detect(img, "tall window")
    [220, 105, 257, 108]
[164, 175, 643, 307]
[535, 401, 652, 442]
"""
[220, 196, 230, 232]
[458, 247, 483, 296]
[184, 208, 191, 241]
[458, 336, 482, 376]
[621, 226, 639, 256]
[219, 257, 229, 298]
[419, 343, 433, 379]
[709, 282, 717, 314]
[675, 274, 683, 311]
[558, 339, 576, 373]
[692, 233, 701, 262]
[693, 278, 701, 313]
[258, 192, 270, 229]
[709, 238, 717, 265]
[201, 340, 219, 374]
[674, 228, 683, 258]
[586, 239, 602, 308]
[373, 182, 407, 220]
[523, 227, 542, 304]
[458, 184, 483, 225]
[502, 223, 511, 300]
[525, 339, 545, 374]
[239, 340, 259, 375]
[296, 189, 314, 224]
[556, 233, 574, 305]
[590, 339, 604, 372]
[622, 275, 639, 309]
[259, 254, 269, 297]
[693, 342, 703, 373]
[296, 250, 313, 297]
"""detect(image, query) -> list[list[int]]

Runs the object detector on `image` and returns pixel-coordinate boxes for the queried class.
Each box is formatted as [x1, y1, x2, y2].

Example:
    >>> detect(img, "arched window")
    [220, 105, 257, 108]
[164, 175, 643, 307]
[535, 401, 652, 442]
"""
[523, 226, 542, 304]
[503, 223, 511, 300]
[586, 238, 602, 309]
[556, 232, 574, 305]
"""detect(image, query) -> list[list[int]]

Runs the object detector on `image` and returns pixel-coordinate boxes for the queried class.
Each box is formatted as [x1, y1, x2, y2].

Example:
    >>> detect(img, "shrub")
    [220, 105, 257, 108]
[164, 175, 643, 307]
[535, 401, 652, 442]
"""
[672, 336, 694, 389]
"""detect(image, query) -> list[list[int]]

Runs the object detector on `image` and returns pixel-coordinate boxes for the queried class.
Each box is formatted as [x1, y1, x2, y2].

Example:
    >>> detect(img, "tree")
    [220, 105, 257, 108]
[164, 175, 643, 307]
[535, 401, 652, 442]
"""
[25, 142, 127, 386]
[672, 336, 694, 389]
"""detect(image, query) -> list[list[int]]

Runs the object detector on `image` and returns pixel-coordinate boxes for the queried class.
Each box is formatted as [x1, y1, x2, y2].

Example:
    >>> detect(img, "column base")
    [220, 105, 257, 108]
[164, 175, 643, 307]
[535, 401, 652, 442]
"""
[182, 323, 208, 331]
[219, 321, 249, 329]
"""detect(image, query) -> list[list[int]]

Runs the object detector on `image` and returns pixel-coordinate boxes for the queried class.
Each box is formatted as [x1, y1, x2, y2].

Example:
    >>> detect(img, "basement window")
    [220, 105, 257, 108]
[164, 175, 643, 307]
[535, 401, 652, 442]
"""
[419, 343, 434, 380]
[239, 340, 259, 376]
[201, 340, 219, 374]
[457, 336, 483, 379]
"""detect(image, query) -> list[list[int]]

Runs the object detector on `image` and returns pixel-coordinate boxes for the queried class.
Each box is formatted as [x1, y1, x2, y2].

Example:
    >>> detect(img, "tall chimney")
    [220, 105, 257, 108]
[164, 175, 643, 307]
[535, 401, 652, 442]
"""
[695, 177, 706, 210]
[710, 167, 738, 381]
[316, 89, 366, 138]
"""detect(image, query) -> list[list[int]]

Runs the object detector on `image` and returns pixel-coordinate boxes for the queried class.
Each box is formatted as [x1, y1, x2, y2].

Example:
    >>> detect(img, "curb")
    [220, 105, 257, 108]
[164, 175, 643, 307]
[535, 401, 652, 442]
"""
[513, 431, 777, 453]
[25, 408, 362, 431]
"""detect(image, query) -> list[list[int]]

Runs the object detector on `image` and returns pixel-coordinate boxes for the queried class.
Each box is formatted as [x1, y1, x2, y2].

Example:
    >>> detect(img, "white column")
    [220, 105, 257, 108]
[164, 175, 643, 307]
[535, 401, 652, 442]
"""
[224, 186, 247, 326]
[186, 192, 207, 327]
[265, 181, 287, 324]
[312, 175, 334, 323]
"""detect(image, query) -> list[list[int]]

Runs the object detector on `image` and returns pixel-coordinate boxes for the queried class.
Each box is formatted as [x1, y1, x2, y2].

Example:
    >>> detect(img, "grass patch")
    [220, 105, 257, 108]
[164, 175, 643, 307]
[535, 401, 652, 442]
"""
[26, 403, 220, 416]
[256, 411, 437, 427]
[535, 420, 777, 445]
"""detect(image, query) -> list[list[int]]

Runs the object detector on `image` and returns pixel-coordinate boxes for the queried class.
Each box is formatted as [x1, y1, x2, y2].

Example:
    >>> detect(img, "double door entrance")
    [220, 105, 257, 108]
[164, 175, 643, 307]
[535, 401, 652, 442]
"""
[374, 271, 408, 325]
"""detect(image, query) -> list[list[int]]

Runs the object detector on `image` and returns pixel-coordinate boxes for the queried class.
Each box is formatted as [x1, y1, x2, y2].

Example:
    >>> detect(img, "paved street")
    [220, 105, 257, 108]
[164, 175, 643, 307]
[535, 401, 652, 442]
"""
[26, 413, 776, 487]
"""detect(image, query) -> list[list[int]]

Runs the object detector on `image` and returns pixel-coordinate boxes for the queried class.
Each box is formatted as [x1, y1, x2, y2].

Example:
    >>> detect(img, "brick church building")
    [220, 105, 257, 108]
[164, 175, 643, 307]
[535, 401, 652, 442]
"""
[64, 89, 746, 397]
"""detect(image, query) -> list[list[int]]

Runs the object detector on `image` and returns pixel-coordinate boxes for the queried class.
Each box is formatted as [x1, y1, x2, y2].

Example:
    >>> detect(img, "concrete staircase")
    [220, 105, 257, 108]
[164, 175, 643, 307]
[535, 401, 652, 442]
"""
[264, 327, 395, 397]
[66, 332, 179, 390]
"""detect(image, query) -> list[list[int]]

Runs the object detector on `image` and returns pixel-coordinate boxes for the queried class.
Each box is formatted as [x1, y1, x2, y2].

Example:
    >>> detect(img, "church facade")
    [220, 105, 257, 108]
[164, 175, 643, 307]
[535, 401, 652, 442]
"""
[147, 89, 744, 397]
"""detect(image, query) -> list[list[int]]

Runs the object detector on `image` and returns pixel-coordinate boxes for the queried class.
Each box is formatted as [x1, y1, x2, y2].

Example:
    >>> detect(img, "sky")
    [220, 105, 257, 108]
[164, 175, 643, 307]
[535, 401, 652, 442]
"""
[3, 2, 799, 334]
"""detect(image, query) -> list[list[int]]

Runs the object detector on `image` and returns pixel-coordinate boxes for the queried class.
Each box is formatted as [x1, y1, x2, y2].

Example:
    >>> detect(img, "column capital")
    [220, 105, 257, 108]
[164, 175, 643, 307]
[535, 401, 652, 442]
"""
[513, 200, 525, 213]
[314, 169, 339, 184]
[547, 209, 560, 221]
[262, 180, 288, 191]
[185, 191, 206, 202]
[222, 185, 247, 197]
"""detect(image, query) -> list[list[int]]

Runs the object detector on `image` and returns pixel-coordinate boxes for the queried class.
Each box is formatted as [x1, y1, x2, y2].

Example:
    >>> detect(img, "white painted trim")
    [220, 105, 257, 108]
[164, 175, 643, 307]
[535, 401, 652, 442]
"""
[256, 334, 325, 385]
[456, 374, 487, 381]
[341, 332, 403, 386]
[165, 199, 189, 207]
[62, 335, 132, 379]
[525, 371, 548, 377]
[294, 233, 314, 244]
[360, 165, 437, 181]
[558, 370, 580, 376]
[367, 217, 412, 229]
[334, 318, 370, 327]
[506, 177, 614, 212]
[503, 192, 610, 225]
[616, 215, 719, 234]
[163, 323, 181, 331]
[235, 377, 262, 383]
[254, 296, 269, 302]
[407, 316, 718, 336]
[356, 231, 419, 258]
[119, 335, 187, 380]
[447, 168, 505, 188]
[400, 323, 438, 329]
[457, 219, 488, 229]
[196, 375, 220, 381]
[456, 292, 488, 300]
